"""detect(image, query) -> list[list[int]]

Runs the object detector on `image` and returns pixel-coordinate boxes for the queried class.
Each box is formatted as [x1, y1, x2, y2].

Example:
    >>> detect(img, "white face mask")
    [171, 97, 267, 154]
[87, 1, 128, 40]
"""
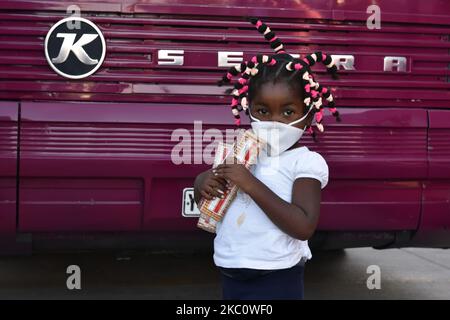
[249, 108, 311, 157]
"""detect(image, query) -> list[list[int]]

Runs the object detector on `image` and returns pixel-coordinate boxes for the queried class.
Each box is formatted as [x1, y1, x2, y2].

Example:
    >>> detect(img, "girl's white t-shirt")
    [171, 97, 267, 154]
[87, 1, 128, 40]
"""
[214, 146, 329, 270]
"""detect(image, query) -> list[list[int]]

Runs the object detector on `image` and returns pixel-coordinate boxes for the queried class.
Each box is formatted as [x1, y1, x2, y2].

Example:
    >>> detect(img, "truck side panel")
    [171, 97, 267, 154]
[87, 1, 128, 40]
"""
[411, 110, 450, 247]
[0, 102, 18, 236]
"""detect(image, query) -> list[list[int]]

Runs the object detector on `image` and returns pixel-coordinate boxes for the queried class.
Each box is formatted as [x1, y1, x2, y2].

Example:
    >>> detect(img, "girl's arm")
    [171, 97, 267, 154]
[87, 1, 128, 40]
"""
[213, 164, 322, 240]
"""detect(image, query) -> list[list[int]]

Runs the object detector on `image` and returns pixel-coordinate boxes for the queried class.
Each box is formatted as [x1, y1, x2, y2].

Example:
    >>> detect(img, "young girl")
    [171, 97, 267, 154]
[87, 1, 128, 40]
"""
[194, 18, 340, 300]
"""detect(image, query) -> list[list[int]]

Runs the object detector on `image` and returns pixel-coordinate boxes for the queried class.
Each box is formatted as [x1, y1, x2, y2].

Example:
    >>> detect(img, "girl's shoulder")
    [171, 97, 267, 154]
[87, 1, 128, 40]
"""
[286, 146, 326, 162]
[287, 146, 329, 189]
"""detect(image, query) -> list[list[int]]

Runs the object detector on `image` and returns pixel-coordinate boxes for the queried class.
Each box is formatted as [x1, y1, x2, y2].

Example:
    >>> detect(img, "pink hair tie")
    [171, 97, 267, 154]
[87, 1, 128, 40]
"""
[315, 110, 323, 122]
[238, 78, 247, 85]
[294, 63, 301, 70]
[321, 87, 328, 94]
[305, 84, 311, 92]
[251, 56, 258, 63]
[311, 90, 318, 98]
[329, 107, 337, 113]
[238, 86, 248, 95]
[234, 118, 241, 126]
[231, 98, 238, 106]
[226, 73, 232, 80]
[269, 59, 276, 66]
[269, 36, 278, 42]
[302, 58, 309, 64]
[255, 20, 262, 28]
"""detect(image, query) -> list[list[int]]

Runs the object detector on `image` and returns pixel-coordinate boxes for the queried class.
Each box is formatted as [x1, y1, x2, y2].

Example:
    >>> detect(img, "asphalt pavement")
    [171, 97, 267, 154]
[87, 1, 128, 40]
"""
[0, 247, 449, 299]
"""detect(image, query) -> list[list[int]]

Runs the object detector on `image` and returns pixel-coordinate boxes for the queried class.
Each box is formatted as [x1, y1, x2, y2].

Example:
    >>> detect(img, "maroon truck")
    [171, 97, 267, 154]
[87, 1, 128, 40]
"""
[0, 0, 449, 254]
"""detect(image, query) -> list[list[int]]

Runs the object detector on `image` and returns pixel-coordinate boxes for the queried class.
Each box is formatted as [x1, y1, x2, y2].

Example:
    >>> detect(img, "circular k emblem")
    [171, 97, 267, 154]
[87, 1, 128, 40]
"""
[44, 17, 106, 79]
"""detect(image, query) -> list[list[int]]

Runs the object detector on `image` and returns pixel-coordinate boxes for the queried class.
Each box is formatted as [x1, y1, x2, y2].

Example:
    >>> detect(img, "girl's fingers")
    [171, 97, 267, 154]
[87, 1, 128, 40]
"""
[212, 168, 235, 190]
[214, 174, 228, 184]
[212, 168, 222, 177]
[210, 179, 226, 193]
[200, 190, 213, 200]
[215, 172, 232, 183]
[211, 176, 228, 190]
[205, 185, 224, 199]
[213, 167, 231, 176]
[213, 172, 228, 182]
[212, 175, 233, 191]
[213, 164, 229, 172]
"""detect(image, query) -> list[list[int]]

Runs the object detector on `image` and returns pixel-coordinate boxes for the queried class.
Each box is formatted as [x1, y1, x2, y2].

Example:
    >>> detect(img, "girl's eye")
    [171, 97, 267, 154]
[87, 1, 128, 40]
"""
[283, 109, 294, 116]
[257, 108, 268, 115]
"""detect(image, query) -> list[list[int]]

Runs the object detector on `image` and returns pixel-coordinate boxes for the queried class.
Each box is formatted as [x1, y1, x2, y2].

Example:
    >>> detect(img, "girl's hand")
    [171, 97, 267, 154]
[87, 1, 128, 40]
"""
[213, 162, 255, 193]
[196, 169, 229, 201]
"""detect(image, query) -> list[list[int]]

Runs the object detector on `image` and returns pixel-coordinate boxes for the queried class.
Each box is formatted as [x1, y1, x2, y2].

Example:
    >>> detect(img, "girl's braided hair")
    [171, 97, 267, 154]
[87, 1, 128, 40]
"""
[217, 18, 341, 139]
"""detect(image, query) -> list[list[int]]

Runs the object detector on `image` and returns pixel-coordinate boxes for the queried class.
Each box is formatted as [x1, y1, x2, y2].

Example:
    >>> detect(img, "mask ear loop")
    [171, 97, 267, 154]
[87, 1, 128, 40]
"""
[248, 108, 261, 122]
[287, 106, 313, 129]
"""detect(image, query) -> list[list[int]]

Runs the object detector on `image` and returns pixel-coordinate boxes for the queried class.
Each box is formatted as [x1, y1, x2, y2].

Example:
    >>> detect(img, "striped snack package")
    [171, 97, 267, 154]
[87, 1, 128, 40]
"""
[197, 129, 264, 233]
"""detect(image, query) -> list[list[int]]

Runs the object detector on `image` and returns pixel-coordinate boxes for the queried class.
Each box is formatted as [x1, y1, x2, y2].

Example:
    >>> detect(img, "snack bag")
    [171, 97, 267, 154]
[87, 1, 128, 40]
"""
[197, 129, 264, 233]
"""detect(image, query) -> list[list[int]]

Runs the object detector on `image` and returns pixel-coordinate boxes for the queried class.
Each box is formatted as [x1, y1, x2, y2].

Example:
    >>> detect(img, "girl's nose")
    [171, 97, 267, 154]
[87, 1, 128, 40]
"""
[270, 115, 287, 124]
